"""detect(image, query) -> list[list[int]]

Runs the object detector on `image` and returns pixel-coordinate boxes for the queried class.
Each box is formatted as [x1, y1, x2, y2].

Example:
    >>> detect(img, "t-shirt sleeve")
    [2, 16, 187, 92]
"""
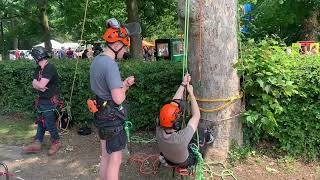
[177, 126, 195, 145]
[105, 62, 123, 90]
[42, 64, 56, 80]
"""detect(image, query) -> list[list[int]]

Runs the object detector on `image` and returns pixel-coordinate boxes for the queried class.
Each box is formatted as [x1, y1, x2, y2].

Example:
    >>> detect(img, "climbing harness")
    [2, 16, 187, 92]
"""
[35, 97, 72, 132]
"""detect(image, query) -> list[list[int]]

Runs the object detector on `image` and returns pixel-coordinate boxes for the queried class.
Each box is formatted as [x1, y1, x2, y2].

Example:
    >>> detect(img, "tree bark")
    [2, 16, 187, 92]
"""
[0, 20, 5, 60]
[178, 0, 242, 161]
[126, 0, 143, 59]
[300, 10, 320, 41]
[11, 18, 18, 50]
[37, 0, 52, 51]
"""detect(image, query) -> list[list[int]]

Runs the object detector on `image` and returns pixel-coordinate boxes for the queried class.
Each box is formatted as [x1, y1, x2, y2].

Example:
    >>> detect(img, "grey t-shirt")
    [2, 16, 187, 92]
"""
[90, 54, 123, 100]
[156, 126, 195, 164]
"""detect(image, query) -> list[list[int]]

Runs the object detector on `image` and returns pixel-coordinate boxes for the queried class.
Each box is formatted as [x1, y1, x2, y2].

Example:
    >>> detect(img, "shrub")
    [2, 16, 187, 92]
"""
[237, 39, 320, 160]
[0, 59, 182, 130]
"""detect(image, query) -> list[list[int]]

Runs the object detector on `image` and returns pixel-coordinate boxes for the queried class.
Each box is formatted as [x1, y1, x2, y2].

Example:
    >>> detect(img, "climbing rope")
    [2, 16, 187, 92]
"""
[124, 121, 133, 142]
[0, 162, 24, 180]
[68, 0, 89, 120]
[195, 92, 243, 113]
[131, 136, 157, 144]
[190, 143, 204, 180]
[124, 121, 157, 144]
[128, 153, 160, 175]
[182, 0, 190, 77]
[202, 161, 237, 180]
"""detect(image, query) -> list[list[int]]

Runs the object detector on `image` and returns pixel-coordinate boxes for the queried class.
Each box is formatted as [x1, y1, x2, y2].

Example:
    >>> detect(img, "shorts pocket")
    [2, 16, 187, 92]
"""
[106, 130, 127, 154]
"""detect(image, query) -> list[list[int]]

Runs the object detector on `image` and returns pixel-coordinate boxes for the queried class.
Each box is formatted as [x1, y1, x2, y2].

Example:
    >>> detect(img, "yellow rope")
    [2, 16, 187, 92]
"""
[195, 92, 243, 113]
[80, 0, 89, 41]
[69, 0, 89, 105]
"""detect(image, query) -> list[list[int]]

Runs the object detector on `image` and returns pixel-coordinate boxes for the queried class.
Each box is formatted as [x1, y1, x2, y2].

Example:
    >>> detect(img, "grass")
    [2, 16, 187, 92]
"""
[0, 114, 36, 145]
[276, 156, 297, 174]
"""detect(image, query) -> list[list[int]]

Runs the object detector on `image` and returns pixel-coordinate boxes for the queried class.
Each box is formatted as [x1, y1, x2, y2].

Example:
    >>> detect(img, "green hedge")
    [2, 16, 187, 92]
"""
[3, 40, 320, 159]
[237, 39, 320, 160]
[0, 59, 182, 130]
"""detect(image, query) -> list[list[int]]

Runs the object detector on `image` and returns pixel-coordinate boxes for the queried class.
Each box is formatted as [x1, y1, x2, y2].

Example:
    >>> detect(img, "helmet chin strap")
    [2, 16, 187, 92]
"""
[107, 44, 125, 60]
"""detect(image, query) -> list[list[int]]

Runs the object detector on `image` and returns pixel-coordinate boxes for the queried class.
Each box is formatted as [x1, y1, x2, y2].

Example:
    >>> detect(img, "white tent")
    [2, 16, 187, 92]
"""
[63, 42, 80, 50]
[33, 40, 64, 49]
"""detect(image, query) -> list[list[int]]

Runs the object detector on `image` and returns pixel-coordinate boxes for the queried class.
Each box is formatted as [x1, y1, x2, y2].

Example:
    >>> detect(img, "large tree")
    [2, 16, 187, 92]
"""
[178, 0, 242, 160]
[0, 0, 181, 59]
[127, 0, 143, 59]
[37, 0, 52, 51]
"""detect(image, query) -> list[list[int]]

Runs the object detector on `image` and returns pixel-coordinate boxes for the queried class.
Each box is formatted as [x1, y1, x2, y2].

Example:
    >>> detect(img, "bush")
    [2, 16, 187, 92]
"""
[237, 39, 320, 160]
[0, 59, 182, 130]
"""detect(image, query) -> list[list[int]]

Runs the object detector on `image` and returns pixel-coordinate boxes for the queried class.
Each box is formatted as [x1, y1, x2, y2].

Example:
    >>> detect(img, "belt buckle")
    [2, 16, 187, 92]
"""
[102, 101, 108, 107]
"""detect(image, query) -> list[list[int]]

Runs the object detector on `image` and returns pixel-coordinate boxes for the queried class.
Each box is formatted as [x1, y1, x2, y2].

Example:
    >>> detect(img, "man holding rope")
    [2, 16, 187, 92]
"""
[157, 74, 214, 167]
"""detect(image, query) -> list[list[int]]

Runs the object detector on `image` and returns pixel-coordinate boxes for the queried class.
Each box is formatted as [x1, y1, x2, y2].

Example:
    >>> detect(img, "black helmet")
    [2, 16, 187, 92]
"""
[31, 46, 49, 63]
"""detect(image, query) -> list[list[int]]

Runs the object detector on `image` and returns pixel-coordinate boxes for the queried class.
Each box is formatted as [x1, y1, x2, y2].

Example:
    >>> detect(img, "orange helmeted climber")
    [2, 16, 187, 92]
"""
[159, 103, 182, 128]
[157, 74, 216, 168]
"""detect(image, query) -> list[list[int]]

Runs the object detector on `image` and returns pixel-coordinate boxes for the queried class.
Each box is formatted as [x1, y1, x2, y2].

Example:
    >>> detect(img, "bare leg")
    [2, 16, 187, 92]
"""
[106, 150, 122, 180]
[99, 140, 122, 180]
[100, 140, 110, 180]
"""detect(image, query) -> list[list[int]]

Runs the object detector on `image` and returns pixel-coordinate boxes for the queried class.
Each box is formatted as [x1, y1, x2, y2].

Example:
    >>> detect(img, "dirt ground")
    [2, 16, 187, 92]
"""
[1, 115, 320, 180]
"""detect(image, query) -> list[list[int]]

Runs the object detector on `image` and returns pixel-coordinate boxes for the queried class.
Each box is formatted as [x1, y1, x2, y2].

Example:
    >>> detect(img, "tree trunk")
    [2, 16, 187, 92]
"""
[11, 18, 18, 50]
[178, 0, 242, 161]
[0, 20, 5, 60]
[126, 0, 143, 59]
[300, 11, 320, 41]
[37, 0, 52, 51]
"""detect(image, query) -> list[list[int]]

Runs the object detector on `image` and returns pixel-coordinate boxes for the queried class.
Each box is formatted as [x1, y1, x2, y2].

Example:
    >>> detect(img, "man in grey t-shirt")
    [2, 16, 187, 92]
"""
[156, 74, 214, 167]
[89, 18, 135, 180]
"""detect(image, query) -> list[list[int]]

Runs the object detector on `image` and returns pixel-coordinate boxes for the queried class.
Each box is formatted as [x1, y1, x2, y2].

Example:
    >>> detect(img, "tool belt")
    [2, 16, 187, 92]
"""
[93, 96, 128, 128]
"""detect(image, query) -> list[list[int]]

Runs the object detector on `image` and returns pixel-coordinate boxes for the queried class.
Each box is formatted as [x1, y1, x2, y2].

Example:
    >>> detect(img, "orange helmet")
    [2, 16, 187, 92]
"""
[159, 103, 181, 129]
[103, 27, 129, 46]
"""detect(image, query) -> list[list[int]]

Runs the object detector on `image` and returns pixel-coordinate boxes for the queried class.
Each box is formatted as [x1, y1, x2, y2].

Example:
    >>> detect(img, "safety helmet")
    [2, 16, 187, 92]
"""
[31, 46, 49, 63]
[103, 18, 129, 46]
[159, 103, 182, 129]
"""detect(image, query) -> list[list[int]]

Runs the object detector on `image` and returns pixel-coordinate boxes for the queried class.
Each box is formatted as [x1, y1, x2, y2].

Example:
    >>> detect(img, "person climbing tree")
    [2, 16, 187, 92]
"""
[22, 46, 61, 156]
[89, 18, 135, 180]
[157, 74, 214, 167]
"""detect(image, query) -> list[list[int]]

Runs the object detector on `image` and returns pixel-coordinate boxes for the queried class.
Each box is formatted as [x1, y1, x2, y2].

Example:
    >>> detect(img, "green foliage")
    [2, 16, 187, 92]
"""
[248, 0, 320, 43]
[0, 59, 182, 130]
[237, 39, 297, 141]
[228, 141, 256, 166]
[1, 0, 180, 57]
[237, 38, 320, 160]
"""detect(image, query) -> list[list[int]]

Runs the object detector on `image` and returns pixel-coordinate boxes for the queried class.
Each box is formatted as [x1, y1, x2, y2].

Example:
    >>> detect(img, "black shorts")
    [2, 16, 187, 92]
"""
[98, 126, 127, 154]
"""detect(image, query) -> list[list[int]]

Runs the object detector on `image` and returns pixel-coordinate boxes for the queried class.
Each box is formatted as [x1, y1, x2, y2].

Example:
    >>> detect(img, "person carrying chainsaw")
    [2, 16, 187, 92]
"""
[89, 18, 135, 180]
[22, 46, 61, 155]
[157, 74, 215, 167]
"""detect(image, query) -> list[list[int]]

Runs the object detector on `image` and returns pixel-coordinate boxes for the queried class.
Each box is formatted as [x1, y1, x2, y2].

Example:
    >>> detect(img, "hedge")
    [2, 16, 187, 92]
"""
[237, 39, 320, 160]
[0, 59, 182, 130]
[2, 40, 320, 159]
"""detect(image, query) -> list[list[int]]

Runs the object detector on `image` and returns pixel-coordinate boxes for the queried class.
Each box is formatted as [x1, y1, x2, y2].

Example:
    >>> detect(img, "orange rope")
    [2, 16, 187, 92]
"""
[128, 153, 194, 177]
[128, 153, 160, 175]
